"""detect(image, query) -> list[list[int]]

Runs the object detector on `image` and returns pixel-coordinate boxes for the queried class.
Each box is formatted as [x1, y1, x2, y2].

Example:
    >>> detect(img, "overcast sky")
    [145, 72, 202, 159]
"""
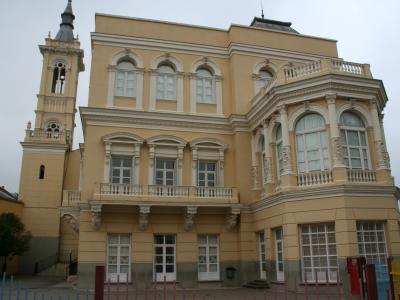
[0, 0, 399, 193]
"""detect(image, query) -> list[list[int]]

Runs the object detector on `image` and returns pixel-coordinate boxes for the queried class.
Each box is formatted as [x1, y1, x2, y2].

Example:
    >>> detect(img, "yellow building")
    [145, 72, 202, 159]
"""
[18, 0, 399, 291]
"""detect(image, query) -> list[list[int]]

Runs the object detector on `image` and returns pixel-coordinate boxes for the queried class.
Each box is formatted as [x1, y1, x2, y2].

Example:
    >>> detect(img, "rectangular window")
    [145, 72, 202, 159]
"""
[196, 78, 213, 104]
[198, 161, 217, 187]
[157, 75, 176, 100]
[155, 159, 175, 186]
[107, 234, 131, 282]
[115, 70, 136, 97]
[300, 223, 338, 283]
[275, 228, 284, 281]
[154, 234, 176, 281]
[198, 235, 219, 281]
[111, 158, 132, 184]
[357, 222, 387, 265]
[258, 232, 266, 280]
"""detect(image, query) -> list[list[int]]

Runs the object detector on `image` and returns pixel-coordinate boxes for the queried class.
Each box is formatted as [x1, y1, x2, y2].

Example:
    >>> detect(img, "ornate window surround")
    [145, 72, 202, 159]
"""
[107, 50, 144, 110]
[189, 138, 227, 187]
[189, 57, 223, 115]
[147, 135, 187, 186]
[252, 59, 277, 95]
[149, 54, 184, 112]
[102, 132, 144, 185]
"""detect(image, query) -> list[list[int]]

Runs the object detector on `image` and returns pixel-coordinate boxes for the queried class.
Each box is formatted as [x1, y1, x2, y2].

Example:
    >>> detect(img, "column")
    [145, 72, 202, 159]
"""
[149, 71, 157, 111]
[103, 142, 111, 183]
[218, 149, 225, 186]
[215, 76, 223, 115]
[189, 73, 197, 113]
[262, 121, 274, 193]
[250, 132, 259, 190]
[177, 73, 184, 112]
[135, 69, 144, 110]
[148, 145, 155, 185]
[191, 147, 198, 186]
[326, 94, 347, 183]
[177, 147, 184, 185]
[106, 66, 116, 107]
[134, 144, 141, 185]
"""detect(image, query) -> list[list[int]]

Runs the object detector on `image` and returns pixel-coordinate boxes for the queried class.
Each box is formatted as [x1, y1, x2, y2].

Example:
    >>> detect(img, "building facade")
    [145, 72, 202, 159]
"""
[18, 0, 399, 291]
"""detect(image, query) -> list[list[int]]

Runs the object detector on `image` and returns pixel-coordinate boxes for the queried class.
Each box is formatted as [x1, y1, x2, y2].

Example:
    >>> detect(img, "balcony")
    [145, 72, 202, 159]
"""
[297, 170, 333, 187]
[347, 169, 376, 183]
[62, 190, 81, 207]
[251, 58, 372, 108]
[93, 183, 239, 205]
[24, 128, 69, 144]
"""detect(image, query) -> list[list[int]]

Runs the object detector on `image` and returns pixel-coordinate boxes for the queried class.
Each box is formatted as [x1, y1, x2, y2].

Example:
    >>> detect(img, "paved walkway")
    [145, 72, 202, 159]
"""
[0, 276, 349, 300]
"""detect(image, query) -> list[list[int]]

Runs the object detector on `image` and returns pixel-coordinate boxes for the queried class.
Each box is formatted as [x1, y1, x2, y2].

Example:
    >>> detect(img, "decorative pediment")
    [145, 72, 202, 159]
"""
[102, 132, 144, 144]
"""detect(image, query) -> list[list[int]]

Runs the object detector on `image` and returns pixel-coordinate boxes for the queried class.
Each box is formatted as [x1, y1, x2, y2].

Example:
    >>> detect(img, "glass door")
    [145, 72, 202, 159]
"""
[107, 234, 131, 282]
[198, 235, 220, 281]
[259, 232, 266, 280]
[275, 228, 284, 281]
[154, 234, 176, 281]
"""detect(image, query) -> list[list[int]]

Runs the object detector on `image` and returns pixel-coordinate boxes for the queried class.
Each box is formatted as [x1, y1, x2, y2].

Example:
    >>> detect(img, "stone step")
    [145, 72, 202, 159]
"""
[243, 280, 270, 289]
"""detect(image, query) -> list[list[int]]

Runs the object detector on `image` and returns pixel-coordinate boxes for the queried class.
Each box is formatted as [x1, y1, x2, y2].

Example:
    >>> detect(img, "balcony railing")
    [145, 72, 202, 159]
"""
[99, 183, 142, 195]
[24, 129, 68, 144]
[62, 190, 81, 207]
[347, 169, 376, 183]
[251, 58, 371, 107]
[93, 183, 239, 204]
[297, 170, 333, 187]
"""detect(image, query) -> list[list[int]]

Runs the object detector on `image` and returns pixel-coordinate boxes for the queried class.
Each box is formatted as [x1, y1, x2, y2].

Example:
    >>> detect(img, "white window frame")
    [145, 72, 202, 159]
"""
[256, 69, 273, 93]
[51, 62, 67, 94]
[275, 228, 284, 282]
[295, 114, 329, 173]
[258, 232, 266, 280]
[154, 234, 176, 282]
[196, 69, 214, 104]
[110, 157, 133, 184]
[357, 222, 387, 265]
[154, 158, 176, 186]
[198, 235, 220, 281]
[340, 112, 371, 170]
[156, 65, 177, 101]
[300, 223, 338, 283]
[115, 62, 136, 97]
[197, 161, 217, 187]
[107, 233, 131, 283]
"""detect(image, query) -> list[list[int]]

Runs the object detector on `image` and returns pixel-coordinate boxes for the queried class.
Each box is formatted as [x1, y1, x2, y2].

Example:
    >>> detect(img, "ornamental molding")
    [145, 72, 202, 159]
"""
[331, 137, 345, 167]
[139, 205, 151, 231]
[225, 207, 241, 231]
[183, 206, 197, 232]
[60, 208, 80, 233]
[90, 204, 102, 231]
[251, 166, 259, 190]
[251, 185, 397, 212]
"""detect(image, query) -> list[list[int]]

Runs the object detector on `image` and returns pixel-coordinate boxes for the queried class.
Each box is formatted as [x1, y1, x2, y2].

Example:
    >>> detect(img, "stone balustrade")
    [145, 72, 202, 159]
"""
[297, 170, 333, 187]
[347, 169, 376, 183]
[24, 129, 68, 144]
[62, 190, 81, 206]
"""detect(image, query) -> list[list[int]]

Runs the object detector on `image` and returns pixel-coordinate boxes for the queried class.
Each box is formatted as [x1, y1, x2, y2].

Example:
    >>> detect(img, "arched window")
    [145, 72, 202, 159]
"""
[196, 68, 213, 103]
[51, 62, 66, 94]
[115, 60, 136, 97]
[257, 69, 273, 92]
[340, 111, 370, 169]
[39, 165, 45, 180]
[295, 114, 329, 173]
[46, 122, 61, 138]
[157, 64, 176, 100]
[276, 125, 284, 177]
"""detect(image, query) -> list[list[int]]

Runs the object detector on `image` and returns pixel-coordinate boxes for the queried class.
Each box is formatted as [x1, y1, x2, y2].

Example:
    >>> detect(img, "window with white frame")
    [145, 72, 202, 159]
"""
[198, 235, 219, 281]
[276, 125, 284, 177]
[196, 68, 213, 104]
[107, 234, 131, 282]
[256, 69, 273, 92]
[198, 161, 217, 187]
[111, 158, 132, 184]
[357, 222, 387, 265]
[340, 112, 370, 170]
[295, 114, 329, 173]
[115, 61, 136, 97]
[51, 62, 66, 94]
[300, 223, 338, 282]
[157, 64, 176, 100]
[155, 159, 175, 185]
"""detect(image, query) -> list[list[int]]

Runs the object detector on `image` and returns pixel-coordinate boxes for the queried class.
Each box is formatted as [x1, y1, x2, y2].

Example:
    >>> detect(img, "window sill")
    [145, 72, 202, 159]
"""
[157, 98, 177, 102]
[196, 102, 216, 106]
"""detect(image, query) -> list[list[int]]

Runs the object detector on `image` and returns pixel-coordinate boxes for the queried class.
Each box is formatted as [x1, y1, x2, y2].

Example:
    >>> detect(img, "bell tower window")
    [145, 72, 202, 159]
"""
[51, 62, 67, 94]
[46, 122, 61, 138]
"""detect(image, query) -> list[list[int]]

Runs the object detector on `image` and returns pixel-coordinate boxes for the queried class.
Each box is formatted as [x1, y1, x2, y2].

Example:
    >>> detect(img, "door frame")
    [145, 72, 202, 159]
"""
[106, 233, 131, 283]
[258, 232, 266, 280]
[275, 228, 284, 282]
[198, 235, 220, 281]
[153, 234, 176, 282]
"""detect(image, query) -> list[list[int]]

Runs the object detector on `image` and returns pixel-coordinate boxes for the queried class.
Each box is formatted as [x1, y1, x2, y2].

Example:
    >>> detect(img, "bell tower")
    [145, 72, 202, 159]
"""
[19, 0, 84, 273]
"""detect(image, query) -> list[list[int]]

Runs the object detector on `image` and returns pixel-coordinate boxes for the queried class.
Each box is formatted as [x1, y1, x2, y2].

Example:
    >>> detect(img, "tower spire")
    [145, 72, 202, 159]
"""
[261, 0, 265, 19]
[54, 0, 75, 42]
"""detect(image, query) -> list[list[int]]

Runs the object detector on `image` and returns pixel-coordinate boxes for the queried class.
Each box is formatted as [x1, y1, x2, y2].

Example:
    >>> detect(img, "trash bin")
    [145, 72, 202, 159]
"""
[226, 267, 236, 279]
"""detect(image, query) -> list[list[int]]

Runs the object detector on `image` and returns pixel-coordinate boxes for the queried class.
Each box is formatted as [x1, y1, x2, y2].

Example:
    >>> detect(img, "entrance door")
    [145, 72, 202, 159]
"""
[275, 228, 284, 281]
[154, 234, 176, 281]
[198, 235, 220, 281]
[107, 234, 131, 282]
[259, 232, 266, 280]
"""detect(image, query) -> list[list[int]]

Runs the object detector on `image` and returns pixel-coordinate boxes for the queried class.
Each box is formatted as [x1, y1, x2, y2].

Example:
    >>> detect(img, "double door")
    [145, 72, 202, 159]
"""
[154, 234, 176, 281]
[107, 234, 131, 282]
[198, 235, 220, 280]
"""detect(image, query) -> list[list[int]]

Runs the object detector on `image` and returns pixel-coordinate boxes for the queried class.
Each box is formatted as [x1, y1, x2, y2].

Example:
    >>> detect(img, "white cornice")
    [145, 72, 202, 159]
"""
[249, 184, 396, 212]
[21, 142, 68, 153]
[91, 33, 330, 62]
[80, 107, 250, 136]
